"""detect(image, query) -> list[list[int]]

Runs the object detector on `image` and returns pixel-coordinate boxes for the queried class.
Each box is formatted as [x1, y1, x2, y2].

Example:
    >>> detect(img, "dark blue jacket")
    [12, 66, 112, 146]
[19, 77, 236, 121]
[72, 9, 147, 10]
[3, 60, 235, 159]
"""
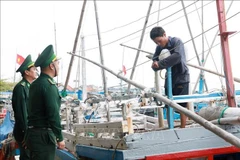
[152, 36, 189, 88]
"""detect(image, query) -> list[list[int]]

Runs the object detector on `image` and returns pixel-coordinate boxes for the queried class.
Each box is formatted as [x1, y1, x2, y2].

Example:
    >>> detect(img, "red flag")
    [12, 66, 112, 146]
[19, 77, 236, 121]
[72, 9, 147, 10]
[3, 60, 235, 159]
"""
[122, 65, 127, 75]
[16, 54, 25, 65]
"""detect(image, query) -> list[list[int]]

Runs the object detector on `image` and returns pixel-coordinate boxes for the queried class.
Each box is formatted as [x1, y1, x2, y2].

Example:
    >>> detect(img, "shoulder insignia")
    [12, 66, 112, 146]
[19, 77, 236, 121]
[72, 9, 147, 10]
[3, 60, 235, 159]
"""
[48, 78, 56, 85]
[20, 81, 26, 87]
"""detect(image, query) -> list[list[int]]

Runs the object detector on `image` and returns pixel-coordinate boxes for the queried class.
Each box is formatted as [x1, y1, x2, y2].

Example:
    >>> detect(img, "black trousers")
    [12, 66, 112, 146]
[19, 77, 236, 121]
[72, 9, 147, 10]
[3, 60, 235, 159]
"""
[165, 83, 189, 108]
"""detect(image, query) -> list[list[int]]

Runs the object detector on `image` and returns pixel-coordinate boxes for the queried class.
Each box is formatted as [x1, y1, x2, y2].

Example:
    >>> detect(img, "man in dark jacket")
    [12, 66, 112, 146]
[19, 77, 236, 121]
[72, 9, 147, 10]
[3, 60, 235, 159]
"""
[26, 44, 65, 160]
[150, 26, 190, 128]
[12, 54, 37, 160]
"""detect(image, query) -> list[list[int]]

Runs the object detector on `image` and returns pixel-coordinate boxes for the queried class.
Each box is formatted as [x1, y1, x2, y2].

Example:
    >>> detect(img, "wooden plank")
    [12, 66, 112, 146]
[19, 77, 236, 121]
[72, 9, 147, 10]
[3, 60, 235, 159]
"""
[76, 137, 128, 149]
[146, 116, 159, 123]
[73, 121, 124, 129]
[74, 121, 129, 134]
[146, 122, 158, 129]
[110, 112, 122, 116]
[109, 108, 122, 111]
[62, 131, 76, 141]
[74, 127, 126, 138]
[133, 124, 145, 130]
[62, 130, 77, 152]
[65, 141, 75, 152]
[132, 116, 146, 121]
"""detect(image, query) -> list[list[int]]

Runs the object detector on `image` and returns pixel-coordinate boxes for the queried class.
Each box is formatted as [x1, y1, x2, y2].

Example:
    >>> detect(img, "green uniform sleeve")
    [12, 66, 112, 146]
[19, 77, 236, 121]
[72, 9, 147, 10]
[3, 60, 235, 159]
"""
[43, 85, 63, 142]
[12, 84, 28, 132]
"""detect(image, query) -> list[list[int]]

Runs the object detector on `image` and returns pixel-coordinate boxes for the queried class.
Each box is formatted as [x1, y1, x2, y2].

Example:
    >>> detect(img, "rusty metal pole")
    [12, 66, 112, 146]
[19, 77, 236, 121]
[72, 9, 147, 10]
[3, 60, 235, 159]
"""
[216, 0, 236, 107]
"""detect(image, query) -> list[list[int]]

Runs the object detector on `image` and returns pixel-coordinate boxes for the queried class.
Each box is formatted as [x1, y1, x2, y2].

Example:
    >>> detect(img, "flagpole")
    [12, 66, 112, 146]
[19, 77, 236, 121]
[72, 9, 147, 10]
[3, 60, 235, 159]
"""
[121, 47, 125, 93]
[13, 50, 17, 83]
[54, 22, 59, 84]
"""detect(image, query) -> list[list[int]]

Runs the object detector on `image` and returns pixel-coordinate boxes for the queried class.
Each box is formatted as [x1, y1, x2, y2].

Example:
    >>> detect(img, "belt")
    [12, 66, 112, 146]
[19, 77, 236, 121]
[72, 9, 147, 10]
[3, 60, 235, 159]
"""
[28, 126, 52, 130]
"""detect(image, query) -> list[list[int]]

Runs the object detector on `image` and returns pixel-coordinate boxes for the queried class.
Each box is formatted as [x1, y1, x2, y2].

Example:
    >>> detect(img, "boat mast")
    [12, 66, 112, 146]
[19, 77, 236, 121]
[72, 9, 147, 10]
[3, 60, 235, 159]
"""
[127, 0, 154, 93]
[81, 36, 87, 101]
[93, 0, 108, 97]
[181, 0, 208, 94]
[75, 48, 81, 89]
[93, 0, 111, 122]
[155, 1, 164, 128]
[200, 0, 206, 94]
[216, 0, 236, 107]
[63, 0, 87, 95]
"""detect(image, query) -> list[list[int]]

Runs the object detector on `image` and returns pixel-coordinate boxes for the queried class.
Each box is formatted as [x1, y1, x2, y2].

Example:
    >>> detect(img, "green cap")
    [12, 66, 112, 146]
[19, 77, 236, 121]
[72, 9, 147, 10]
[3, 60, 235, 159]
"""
[35, 44, 58, 68]
[16, 55, 34, 73]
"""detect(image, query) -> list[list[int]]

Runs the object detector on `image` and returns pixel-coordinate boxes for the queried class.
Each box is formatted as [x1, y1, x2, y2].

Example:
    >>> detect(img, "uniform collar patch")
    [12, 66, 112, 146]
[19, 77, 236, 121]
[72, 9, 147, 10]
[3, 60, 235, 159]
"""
[20, 81, 26, 87]
[48, 78, 56, 85]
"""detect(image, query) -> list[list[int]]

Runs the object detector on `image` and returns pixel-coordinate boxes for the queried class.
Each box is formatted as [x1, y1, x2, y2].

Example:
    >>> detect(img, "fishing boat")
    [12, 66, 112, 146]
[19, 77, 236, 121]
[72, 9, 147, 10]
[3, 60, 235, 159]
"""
[1, 0, 240, 159]
[59, 0, 240, 160]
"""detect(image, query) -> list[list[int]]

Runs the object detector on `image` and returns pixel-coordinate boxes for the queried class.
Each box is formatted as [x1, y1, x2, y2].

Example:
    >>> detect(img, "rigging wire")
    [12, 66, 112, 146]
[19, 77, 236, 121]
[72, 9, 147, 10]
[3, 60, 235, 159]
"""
[208, 0, 234, 93]
[84, 1, 180, 37]
[181, 12, 239, 53]
[122, 29, 240, 79]
[82, 23, 240, 85]
[75, 1, 240, 89]
[109, 31, 239, 90]
[192, 0, 234, 92]
[116, 31, 240, 93]
[127, 11, 240, 67]
[187, 31, 240, 62]
[122, 0, 214, 45]
[76, 0, 200, 53]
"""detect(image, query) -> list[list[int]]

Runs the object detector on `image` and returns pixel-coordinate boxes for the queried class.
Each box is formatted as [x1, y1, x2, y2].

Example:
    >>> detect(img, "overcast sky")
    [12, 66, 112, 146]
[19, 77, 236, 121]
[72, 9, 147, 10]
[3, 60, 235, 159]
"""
[1, 1, 240, 92]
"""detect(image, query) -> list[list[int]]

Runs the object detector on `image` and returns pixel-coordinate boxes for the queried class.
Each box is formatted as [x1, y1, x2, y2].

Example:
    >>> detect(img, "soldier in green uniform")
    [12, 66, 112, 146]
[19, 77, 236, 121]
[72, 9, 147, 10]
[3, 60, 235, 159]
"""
[12, 54, 37, 160]
[26, 44, 65, 160]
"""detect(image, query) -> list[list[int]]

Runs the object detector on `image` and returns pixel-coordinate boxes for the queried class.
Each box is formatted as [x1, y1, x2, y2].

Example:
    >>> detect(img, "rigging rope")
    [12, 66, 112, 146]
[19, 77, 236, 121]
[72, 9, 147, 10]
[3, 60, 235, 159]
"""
[192, 0, 234, 93]
[77, 0, 201, 52]
[115, 30, 240, 88]
[74, 1, 240, 90]
[85, 1, 180, 37]
[121, 0, 214, 45]
[187, 31, 240, 62]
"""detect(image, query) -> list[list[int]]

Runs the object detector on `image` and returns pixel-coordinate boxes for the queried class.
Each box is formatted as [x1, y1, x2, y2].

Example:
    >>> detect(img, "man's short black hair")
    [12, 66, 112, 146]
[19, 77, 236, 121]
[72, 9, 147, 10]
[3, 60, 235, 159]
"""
[150, 26, 165, 40]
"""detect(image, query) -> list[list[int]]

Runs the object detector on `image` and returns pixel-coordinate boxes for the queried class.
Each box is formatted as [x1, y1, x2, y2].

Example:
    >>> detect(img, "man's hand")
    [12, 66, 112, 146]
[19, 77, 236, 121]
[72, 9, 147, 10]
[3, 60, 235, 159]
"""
[152, 61, 159, 69]
[57, 140, 65, 149]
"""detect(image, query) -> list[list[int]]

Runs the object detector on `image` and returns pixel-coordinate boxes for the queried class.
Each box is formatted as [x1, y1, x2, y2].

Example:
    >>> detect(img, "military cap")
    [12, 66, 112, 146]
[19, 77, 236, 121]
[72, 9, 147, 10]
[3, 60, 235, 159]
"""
[16, 55, 34, 73]
[35, 44, 59, 68]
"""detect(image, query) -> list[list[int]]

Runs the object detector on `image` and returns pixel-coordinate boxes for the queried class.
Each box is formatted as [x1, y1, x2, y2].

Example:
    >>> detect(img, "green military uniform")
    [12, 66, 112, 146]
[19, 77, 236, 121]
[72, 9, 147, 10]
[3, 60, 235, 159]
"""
[26, 45, 62, 160]
[12, 55, 34, 160]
